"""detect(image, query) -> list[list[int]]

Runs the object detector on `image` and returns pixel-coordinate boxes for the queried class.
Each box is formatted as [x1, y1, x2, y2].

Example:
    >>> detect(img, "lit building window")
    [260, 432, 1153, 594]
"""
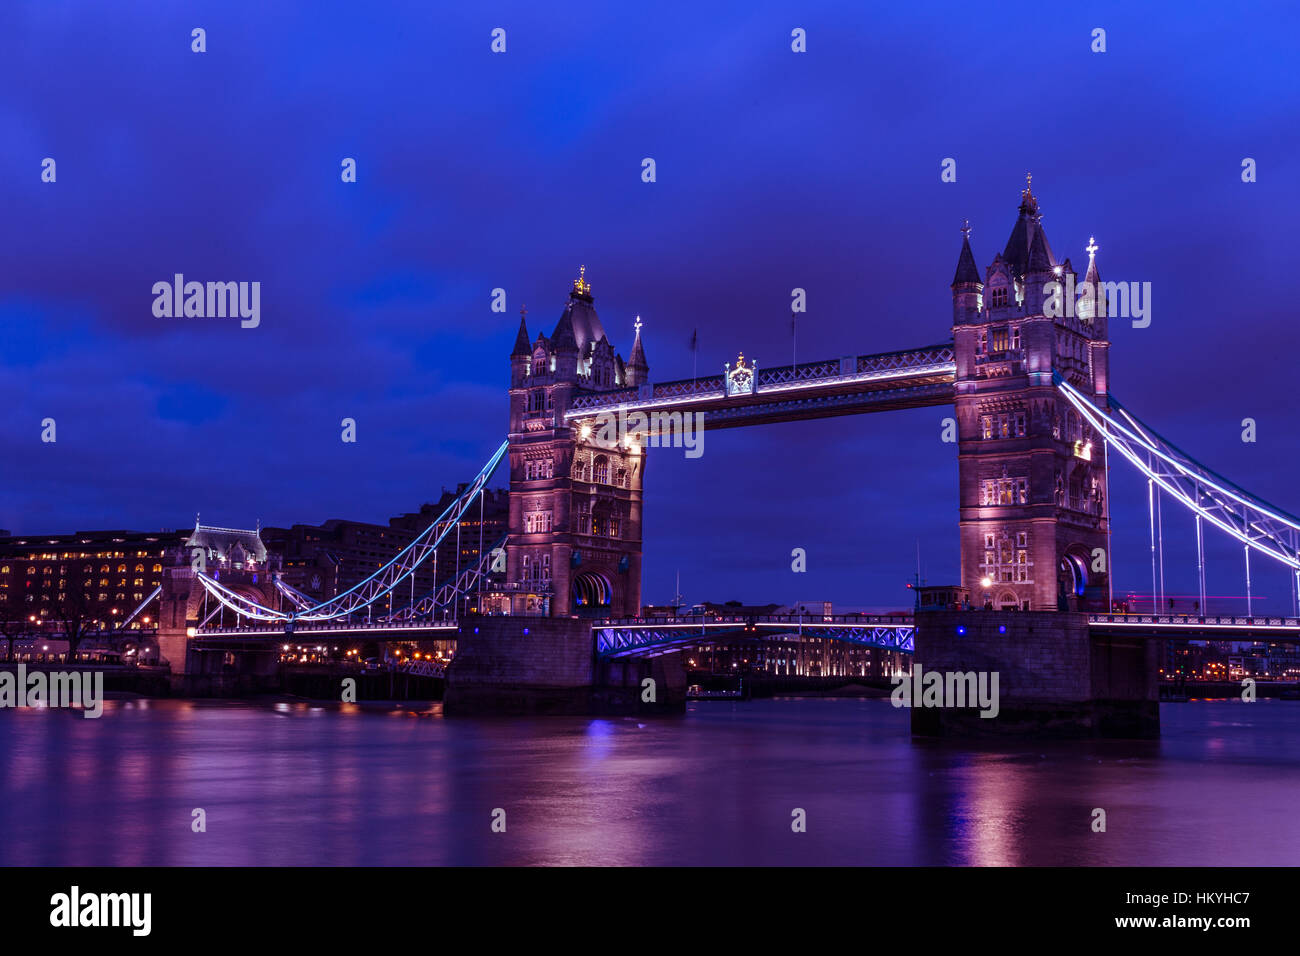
[523, 511, 553, 534]
[981, 530, 1033, 586]
[980, 477, 1029, 506]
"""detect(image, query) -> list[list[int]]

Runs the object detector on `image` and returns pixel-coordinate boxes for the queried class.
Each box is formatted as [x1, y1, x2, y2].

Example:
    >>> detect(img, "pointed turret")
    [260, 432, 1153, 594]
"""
[626, 315, 649, 386]
[509, 305, 534, 386]
[511, 306, 532, 356]
[951, 230, 981, 287]
[1077, 236, 1106, 326]
[550, 265, 605, 359]
[1002, 174, 1055, 279]
[1080, 236, 1111, 396]
[951, 221, 983, 325]
[1083, 239, 1101, 287]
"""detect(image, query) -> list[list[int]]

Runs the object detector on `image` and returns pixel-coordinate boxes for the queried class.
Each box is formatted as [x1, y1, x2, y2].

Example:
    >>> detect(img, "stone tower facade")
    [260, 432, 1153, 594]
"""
[503, 269, 647, 618]
[952, 180, 1112, 611]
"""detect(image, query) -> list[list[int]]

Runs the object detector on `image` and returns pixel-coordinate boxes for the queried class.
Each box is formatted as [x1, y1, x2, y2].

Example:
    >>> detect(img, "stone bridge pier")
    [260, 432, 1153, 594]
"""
[443, 615, 686, 716]
[911, 610, 1158, 738]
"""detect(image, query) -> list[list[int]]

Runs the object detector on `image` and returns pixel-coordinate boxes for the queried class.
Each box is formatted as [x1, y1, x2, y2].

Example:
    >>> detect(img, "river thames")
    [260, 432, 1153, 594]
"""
[1, 697, 1296, 866]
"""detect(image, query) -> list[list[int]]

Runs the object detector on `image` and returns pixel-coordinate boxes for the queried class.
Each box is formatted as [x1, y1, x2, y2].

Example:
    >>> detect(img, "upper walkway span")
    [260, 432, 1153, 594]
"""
[561, 344, 955, 430]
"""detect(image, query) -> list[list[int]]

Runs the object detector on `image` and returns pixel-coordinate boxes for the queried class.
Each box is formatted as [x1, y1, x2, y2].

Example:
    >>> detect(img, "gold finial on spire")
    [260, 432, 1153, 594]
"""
[960, 218, 971, 239]
[634, 315, 643, 336]
[573, 264, 590, 296]
[1086, 236, 1098, 259]
[1020, 173, 1039, 216]
[520, 303, 527, 319]
[735, 351, 747, 368]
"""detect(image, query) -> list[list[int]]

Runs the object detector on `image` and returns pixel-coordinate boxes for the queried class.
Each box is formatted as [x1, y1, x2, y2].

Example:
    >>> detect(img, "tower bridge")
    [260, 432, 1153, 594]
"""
[142, 179, 1300, 734]
[499, 178, 1112, 619]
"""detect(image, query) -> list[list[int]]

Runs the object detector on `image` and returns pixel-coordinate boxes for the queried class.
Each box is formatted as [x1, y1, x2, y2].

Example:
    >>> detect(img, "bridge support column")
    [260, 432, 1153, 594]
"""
[444, 615, 684, 715]
[593, 653, 686, 715]
[444, 616, 593, 715]
[156, 567, 199, 679]
[911, 610, 1158, 738]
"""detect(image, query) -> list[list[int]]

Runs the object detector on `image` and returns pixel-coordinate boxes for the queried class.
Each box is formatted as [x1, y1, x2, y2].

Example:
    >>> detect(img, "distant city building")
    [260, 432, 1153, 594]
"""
[0, 528, 188, 629]
[668, 600, 908, 680]
[685, 637, 903, 681]
[262, 487, 508, 614]
[916, 585, 971, 611]
[1151, 639, 1300, 682]
[641, 604, 681, 619]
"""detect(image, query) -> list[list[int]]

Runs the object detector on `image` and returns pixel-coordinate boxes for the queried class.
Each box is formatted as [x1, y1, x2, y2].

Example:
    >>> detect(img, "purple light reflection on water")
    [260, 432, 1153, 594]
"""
[1, 697, 1297, 866]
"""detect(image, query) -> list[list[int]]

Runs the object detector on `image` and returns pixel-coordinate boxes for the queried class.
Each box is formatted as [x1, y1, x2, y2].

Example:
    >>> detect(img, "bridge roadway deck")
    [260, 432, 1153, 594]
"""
[190, 612, 1300, 652]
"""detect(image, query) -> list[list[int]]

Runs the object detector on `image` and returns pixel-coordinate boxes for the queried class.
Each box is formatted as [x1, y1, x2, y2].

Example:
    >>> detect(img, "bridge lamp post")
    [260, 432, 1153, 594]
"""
[980, 576, 993, 610]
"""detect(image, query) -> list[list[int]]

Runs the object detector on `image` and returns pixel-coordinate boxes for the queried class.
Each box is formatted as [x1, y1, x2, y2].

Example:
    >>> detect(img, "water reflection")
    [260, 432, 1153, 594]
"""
[0, 697, 1296, 865]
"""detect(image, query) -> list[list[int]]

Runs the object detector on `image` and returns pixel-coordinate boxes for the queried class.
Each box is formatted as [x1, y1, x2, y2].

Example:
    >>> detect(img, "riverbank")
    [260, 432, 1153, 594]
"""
[1161, 680, 1300, 699]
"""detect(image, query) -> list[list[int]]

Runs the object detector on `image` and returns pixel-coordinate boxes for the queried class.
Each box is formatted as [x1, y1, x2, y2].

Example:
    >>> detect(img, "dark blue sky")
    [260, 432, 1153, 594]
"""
[4, 1, 1299, 611]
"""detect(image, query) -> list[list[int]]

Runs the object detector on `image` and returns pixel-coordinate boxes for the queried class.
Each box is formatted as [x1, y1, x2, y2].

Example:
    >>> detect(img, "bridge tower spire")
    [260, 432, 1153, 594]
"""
[953, 181, 1111, 611]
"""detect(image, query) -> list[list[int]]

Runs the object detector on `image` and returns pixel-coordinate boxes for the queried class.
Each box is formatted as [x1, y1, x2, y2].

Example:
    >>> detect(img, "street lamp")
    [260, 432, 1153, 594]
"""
[980, 576, 993, 609]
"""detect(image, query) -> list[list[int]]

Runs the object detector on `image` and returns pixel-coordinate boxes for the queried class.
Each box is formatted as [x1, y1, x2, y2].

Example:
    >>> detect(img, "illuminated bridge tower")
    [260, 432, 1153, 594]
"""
[952, 180, 1111, 612]
[504, 268, 648, 618]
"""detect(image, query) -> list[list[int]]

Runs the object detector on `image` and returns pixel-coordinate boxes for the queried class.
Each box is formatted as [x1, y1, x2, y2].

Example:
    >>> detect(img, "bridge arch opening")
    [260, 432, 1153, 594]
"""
[1059, 551, 1089, 608]
[572, 570, 613, 616]
[995, 589, 1020, 611]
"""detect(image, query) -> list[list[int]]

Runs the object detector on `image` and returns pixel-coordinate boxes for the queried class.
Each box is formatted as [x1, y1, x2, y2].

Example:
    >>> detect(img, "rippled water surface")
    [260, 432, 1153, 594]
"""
[1, 697, 1296, 865]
